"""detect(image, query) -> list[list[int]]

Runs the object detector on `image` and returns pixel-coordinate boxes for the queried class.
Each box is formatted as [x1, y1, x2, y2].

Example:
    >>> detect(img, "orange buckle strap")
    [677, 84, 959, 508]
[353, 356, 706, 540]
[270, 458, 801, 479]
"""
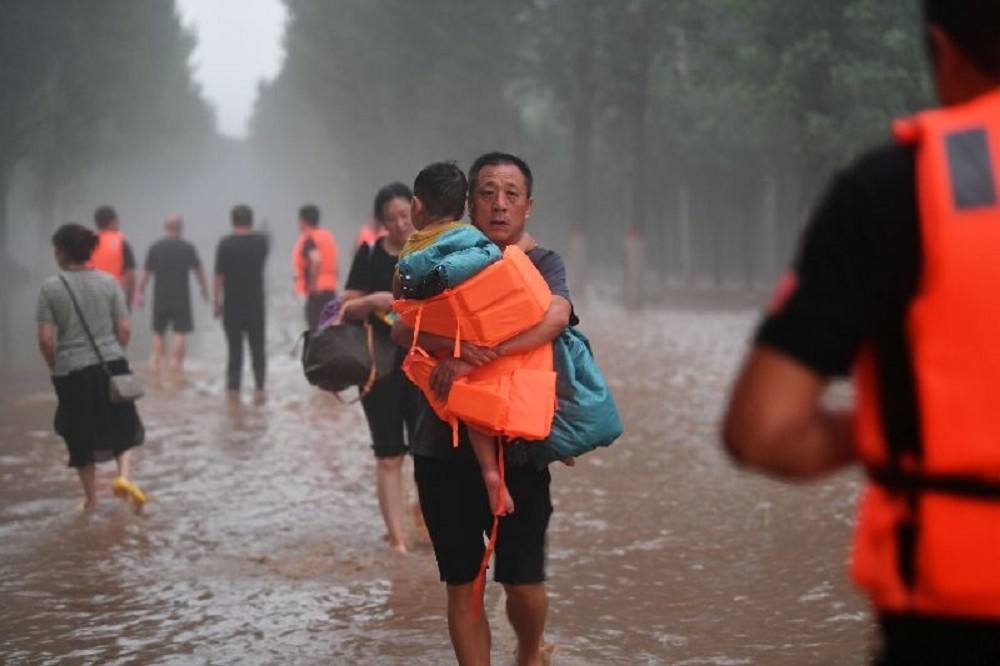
[471, 436, 507, 619]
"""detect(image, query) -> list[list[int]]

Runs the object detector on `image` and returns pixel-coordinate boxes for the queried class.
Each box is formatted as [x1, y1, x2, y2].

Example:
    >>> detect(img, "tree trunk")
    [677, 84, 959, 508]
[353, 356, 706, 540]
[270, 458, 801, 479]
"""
[678, 180, 692, 286]
[760, 172, 778, 287]
[622, 6, 651, 311]
[568, 2, 597, 303]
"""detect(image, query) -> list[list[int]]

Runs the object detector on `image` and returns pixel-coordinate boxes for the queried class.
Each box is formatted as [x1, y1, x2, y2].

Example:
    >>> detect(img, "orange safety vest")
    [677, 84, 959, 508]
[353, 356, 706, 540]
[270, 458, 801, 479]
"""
[355, 222, 386, 248]
[394, 245, 557, 442]
[89, 230, 127, 280]
[293, 228, 338, 294]
[852, 87, 1000, 619]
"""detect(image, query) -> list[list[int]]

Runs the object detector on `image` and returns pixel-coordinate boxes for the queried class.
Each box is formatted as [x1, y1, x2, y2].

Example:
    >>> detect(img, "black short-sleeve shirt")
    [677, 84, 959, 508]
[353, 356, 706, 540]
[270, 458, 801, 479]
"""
[144, 237, 201, 311]
[345, 238, 397, 296]
[214, 233, 269, 318]
[410, 245, 575, 464]
[756, 143, 920, 377]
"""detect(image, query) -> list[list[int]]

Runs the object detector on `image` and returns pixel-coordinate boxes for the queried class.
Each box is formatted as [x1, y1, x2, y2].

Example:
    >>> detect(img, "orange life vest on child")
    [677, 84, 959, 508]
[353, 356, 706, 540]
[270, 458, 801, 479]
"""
[394, 245, 557, 442]
[89, 230, 127, 280]
[852, 87, 1000, 619]
[293, 228, 338, 295]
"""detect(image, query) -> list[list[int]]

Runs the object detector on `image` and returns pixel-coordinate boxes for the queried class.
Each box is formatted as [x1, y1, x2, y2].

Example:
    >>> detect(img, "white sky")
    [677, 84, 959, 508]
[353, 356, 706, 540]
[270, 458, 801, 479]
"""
[175, 0, 288, 139]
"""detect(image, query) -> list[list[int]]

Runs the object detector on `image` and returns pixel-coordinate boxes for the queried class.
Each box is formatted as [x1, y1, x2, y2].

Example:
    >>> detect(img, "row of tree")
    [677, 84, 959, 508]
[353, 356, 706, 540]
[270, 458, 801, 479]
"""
[251, 0, 932, 305]
[1, 1, 215, 270]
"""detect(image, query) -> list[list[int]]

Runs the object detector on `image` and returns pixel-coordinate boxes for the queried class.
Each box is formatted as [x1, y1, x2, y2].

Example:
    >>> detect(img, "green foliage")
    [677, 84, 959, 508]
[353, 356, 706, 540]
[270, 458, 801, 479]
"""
[0, 0, 213, 245]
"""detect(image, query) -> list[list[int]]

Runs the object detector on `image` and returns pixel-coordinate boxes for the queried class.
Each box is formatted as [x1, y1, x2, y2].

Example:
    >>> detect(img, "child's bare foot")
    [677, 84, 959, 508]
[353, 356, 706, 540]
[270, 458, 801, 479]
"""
[484, 473, 514, 516]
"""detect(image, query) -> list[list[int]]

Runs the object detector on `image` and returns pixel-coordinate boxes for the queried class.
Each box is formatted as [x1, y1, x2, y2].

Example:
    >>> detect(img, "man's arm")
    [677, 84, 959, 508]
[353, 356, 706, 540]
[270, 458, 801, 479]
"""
[722, 346, 856, 479]
[194, 267, 209, 302]
[212, 273, 223, 318]
[134, 269, 151, 308]
[493, 295, 571, 356]
[307, 248, 321, 293]
[121, 268, 136, 307]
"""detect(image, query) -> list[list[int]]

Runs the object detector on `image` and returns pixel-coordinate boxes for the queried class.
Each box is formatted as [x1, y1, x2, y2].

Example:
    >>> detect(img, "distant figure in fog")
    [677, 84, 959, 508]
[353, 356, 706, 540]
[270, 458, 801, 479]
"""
[723, 1, 1000, 664]
[213, 205, 269, 394]
[89, 205, 137, 308]
[37, 223, 146, 511]
[340, 182, 420, 554]
[292, 204, 338, 330]
[135, 214, 208, 378]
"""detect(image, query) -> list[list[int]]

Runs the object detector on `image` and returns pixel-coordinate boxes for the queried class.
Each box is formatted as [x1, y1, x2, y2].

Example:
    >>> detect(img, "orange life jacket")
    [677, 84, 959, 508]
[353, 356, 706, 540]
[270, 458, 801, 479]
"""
[852, 87, 1000, 619]
[355, 222, 386, 248]
[89, 230, 127, 280]
[394, 245, 557, 442]
[293, 228, 338, 294]
[394, 244, 553, 347]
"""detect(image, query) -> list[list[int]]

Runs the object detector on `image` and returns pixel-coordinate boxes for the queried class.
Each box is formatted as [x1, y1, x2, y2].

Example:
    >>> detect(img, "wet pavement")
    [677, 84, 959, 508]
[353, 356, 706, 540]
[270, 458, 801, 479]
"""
[0, 303, 870, 665]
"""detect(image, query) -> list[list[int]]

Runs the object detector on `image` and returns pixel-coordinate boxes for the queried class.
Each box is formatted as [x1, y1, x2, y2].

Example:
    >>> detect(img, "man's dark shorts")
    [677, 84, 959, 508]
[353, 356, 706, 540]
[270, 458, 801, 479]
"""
[152, 306, 193, 334]
[415, 454, 552, 585]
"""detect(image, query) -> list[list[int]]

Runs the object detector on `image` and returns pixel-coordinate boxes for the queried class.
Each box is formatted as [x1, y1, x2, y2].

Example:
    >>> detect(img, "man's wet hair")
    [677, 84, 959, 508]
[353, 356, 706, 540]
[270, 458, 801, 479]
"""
[373, 182, 413, 223]
[94, 205, 117, 230]
[924, 0, 1000, 76]
[231, 204, 254, 228]
[53, 223, 99, 263]
[299, 204, 320, 227]
[413, 161, 467, 221]
[468, 152, 534, 198]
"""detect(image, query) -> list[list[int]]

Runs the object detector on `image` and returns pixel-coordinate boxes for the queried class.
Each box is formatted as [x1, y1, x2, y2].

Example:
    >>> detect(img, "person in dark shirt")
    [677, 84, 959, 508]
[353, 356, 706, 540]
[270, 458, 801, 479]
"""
[392, 153, 573, 666]
[213, 204, 269, 393]
[135, 214, 208, 378]
[723, 1, 1000, 663]
[340, 181, 420, 554]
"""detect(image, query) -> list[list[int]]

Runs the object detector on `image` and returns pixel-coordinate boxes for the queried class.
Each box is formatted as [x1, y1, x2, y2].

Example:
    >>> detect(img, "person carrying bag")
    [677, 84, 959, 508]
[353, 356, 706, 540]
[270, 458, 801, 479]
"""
[37, 223, 147, 512]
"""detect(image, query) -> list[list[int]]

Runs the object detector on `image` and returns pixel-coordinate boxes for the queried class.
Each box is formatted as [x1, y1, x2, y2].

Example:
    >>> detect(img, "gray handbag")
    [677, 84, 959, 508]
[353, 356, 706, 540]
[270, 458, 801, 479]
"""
[59, 275, 144, 403]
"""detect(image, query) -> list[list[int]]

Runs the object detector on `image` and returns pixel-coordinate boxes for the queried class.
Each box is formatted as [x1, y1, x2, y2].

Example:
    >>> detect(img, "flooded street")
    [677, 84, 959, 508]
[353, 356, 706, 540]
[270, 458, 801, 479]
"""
[0, 303, 870, 665]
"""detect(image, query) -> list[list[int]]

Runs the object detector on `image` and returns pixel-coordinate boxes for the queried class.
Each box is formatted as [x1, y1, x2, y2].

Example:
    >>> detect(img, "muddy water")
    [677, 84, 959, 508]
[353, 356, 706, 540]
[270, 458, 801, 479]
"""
[0, 305, 870, 665]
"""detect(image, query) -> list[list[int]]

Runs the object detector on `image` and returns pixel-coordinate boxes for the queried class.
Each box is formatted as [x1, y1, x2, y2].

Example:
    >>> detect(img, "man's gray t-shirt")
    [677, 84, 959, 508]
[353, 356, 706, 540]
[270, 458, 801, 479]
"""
[409, 246, 574, 464]
[36, 270, 128, 376]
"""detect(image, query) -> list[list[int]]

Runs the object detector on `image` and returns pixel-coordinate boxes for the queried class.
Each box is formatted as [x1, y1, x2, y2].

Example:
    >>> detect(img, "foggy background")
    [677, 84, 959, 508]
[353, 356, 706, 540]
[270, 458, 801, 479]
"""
[1, 0, 932, 380]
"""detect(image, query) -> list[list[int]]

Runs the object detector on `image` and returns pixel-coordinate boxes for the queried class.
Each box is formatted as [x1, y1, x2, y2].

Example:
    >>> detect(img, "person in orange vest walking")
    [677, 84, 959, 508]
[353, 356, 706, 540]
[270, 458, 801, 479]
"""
[89, 205, 137, 308]
[723, 1, 1000, 664]
[291, 204, 338, 330]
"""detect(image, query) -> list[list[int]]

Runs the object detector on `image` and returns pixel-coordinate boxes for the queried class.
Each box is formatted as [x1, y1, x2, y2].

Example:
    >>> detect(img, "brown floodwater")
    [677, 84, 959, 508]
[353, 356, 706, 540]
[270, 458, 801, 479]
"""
[0, 302, 871, 665]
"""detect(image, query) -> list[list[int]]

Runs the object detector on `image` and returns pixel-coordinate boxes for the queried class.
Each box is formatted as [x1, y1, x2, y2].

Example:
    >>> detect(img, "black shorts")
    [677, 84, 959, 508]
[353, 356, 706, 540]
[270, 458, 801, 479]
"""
[152, 306, 193, 334]
[876, 613, 1000, 665]
[360, 360, 419, 458]
[414, 454, 552, 585]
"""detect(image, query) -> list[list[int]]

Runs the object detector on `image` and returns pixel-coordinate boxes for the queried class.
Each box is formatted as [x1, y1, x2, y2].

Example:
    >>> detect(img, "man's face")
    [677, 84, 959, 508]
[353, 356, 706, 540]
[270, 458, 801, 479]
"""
[468, 164, 533, 248]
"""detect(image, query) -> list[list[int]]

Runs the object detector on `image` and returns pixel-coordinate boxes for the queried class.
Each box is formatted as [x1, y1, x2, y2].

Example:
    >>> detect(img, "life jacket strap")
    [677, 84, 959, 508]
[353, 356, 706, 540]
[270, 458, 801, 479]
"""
[869, 468, 1000, 500]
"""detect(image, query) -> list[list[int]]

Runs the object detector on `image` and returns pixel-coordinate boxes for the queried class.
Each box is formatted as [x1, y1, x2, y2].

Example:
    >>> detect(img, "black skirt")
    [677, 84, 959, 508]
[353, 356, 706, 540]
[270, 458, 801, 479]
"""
[52, 359, 145, 468]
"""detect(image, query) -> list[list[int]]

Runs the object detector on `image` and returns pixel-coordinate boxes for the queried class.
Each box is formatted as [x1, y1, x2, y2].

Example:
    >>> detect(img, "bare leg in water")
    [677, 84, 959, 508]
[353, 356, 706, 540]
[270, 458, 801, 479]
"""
[468, 428, 514, 516]
[376, 454, 408, 553]
[77, 464, 98, 510]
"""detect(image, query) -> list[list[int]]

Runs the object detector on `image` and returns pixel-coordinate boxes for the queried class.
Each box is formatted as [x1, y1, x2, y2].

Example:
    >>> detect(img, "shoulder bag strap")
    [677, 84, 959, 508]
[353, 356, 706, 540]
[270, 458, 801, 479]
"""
[58, 274, 111, 375]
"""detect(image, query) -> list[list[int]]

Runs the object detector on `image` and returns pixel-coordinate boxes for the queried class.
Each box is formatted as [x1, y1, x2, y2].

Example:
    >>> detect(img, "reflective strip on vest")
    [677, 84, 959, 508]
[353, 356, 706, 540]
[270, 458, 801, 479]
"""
[853, 88, 1000, 618]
